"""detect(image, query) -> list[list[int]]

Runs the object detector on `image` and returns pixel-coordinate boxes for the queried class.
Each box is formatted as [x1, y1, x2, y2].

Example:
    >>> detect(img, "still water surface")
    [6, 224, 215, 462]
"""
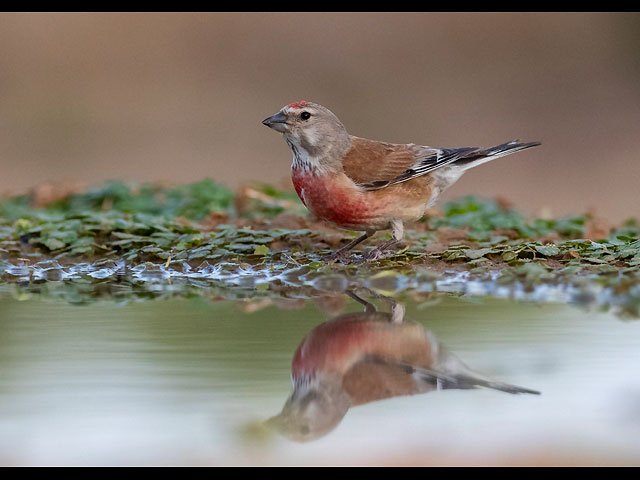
[1, 289, 639, 465]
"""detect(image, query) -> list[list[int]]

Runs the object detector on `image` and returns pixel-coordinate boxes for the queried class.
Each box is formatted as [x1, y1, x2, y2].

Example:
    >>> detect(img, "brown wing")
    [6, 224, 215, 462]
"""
[342, 136, 480, 191]
[342, 360, 421, 405]
[341, 136, 424, 184]
[342, 355, 457, 406]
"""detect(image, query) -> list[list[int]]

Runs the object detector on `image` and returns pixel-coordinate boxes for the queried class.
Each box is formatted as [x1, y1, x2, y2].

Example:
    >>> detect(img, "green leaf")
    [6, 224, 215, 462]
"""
[253, 245, 270, 256]
[43, 238, 66, 250]
[502, 251, 518, 262]
[464, 247, 493, 260]
[534, 244, 561, 256]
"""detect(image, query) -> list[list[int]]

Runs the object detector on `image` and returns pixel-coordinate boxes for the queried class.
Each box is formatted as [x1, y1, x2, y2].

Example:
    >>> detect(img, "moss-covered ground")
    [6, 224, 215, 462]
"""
[1, 180, 639, 315]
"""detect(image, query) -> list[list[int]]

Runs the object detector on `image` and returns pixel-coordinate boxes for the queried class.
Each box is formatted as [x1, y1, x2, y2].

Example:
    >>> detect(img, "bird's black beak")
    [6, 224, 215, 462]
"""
[262, 111, 288, 132]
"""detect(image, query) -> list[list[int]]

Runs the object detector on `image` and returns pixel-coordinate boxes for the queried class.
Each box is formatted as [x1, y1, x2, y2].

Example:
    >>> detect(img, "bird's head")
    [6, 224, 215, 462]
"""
[262, 101, 351, 168]
[264, 373, 351, 443]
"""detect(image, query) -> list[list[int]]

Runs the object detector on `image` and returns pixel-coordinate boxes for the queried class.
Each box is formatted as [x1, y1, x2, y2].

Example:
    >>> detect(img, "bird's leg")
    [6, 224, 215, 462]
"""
[390, 302, 406, 324]
[345, 289, 377, 313]
[325, 232, 372, 263]
[361, 220, 404, 263]
[346, 288, 404, 322]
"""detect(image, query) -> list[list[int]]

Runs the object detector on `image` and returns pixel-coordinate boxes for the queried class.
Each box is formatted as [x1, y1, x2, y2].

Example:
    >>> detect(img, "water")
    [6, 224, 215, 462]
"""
[1, 282, 640, 466]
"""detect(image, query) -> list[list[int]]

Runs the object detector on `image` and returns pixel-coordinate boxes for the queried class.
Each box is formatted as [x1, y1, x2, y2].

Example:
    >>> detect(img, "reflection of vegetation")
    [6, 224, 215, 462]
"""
[1, 180, 640, 316]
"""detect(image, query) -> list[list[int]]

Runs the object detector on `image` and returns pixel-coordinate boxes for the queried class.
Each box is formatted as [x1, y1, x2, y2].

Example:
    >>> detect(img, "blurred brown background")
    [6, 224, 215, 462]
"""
[1, 12, 639, 221]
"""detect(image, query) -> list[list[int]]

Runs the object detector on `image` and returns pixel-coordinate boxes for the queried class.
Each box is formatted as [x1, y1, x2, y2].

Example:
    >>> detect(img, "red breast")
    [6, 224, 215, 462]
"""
[291, 313, 434, 381]
[291, 168, 382, 230]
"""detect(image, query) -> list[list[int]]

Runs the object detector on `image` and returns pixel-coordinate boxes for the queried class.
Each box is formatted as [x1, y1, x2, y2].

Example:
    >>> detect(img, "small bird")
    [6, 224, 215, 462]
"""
[266, 290, 539, 442]
[262, 101, 540, 262]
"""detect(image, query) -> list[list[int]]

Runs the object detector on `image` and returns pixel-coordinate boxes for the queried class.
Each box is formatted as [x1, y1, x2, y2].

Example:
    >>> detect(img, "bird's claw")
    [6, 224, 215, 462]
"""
[358, 246, 398, 263]
[325, 250, 354, 264]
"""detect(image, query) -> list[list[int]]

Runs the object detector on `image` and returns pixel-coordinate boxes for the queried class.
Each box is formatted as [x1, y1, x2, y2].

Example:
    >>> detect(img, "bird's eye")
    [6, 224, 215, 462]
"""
[300, 111, 311, 120]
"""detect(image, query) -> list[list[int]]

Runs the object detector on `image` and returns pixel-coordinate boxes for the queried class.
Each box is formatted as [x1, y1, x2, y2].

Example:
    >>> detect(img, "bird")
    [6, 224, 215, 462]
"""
[262, 101, 540, 262]
[266, 289, 540, 442]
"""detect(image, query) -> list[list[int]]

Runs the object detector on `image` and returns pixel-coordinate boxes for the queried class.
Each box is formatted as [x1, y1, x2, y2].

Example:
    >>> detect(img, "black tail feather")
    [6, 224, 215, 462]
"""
[452, 140, 541, 168]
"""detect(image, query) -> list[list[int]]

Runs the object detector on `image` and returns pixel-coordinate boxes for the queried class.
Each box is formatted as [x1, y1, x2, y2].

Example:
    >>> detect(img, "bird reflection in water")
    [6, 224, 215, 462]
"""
[266, 289, 540, 442]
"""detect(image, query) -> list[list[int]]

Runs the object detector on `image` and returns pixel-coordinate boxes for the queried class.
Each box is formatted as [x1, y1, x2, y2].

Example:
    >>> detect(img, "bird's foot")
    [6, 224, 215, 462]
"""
[324, 232, 373, 264]
[325, 249, 355, 264]
[358, 244, 399, 263]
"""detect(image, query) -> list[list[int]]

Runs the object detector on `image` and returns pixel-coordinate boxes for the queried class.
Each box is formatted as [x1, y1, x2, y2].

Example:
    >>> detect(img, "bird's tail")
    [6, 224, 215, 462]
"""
[452, 140, 541, 170]
[446, 374, 541, 395]
[412, 366, 540, 395]
[430, 341, 541, 395]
